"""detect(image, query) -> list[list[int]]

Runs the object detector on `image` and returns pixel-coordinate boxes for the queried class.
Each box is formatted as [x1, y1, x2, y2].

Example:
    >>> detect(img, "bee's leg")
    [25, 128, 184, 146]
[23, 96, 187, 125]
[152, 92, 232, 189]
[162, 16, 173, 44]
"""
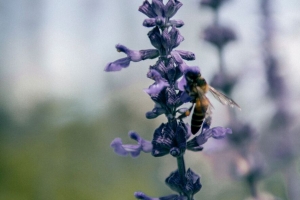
[178, 103, 194, 119]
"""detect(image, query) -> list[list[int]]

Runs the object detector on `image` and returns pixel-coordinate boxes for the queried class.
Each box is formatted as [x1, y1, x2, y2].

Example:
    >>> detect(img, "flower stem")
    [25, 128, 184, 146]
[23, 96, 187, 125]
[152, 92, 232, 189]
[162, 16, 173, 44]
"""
[176, 155, 189, 198]
[248, 180, 258, 199]
[217, 46, 225, 75]
[177, 155, 186, 183]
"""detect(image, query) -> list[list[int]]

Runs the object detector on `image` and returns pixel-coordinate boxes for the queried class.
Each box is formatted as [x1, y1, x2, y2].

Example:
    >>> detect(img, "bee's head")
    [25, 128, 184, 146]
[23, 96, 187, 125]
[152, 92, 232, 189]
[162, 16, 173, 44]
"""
[184, 67, 201, 84]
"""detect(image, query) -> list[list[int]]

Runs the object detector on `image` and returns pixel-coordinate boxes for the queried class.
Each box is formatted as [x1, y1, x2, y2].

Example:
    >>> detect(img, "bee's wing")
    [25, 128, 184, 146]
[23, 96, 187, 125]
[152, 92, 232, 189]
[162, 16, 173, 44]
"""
[209, 86, 241, 110]
[196, 87, 214, 110]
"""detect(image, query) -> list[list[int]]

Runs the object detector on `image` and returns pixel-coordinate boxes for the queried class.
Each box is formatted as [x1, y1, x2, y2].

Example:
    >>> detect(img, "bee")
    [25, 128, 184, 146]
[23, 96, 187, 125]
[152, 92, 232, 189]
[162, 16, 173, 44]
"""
[182, 70, 240, 134]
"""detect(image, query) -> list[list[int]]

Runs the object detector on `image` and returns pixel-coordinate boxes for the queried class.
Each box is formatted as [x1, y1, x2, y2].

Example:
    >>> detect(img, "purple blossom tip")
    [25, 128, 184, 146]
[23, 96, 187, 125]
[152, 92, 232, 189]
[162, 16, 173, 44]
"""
[165, 0, 183, 18]
[110, 132, 152, 157]
[139, 1, 157, 18]
[116, 44, 143, 62]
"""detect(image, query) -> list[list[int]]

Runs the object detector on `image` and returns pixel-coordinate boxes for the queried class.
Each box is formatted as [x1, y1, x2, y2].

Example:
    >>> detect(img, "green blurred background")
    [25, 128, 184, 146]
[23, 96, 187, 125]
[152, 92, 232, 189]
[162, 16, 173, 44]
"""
[1, 0, 300, 199]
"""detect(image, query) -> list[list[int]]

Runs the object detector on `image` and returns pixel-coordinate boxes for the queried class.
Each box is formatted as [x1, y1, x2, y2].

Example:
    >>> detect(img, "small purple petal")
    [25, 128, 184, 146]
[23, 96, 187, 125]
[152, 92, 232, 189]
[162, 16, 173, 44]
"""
[171, 51, 189, 72]
[146, 103, 166, 119]
[144, 80, 169, 95]
[140, 49, 160, 60]
[104, 57, 131, 72]
[129, 131, 141, 141]
[115, 43, 129, 53]
[146, 111, 159, 119]
[169, 27, 184, 49]
[148, 27, 163, 50]
[110, 138, 128, 156]
[116, 44, 144, 62]
[138, 0, 157, 18]
[152, 0, 165, 17]
[174, 50, 195, 61]
[147, 69, 163, 81]
[165, 0, 183, 18]
[210, 127, 232, 139]
[196, 134, 208, 146]
[143, 18, 156, 27]
[141, 140, 153, 153]
[169, 19, 184, 28]
[111, 132, 152, 157]
[161, 29, 171, 52]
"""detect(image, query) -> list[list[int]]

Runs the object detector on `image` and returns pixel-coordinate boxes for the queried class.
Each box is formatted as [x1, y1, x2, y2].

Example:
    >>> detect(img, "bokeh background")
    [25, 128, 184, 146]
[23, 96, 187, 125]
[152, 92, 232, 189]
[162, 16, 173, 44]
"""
[1, 0, 300, 199]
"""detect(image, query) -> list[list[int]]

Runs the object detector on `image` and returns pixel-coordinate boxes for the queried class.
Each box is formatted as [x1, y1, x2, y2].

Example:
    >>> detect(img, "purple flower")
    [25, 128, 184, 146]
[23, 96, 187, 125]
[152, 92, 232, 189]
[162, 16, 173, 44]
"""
[146, 103, 166, 119]
[148, 27, 164, 52]
[105, 44, 159, 72]
[202, 25, 236, 49]
[139, 0, 183, 28]
[210, 71, 237, 95]
[144, 69, 169, 95]
[152, 121, 188, 157]
[149, 59, 182, 84]
[165, 168, 202, 196]
[110, 131, 152, 157]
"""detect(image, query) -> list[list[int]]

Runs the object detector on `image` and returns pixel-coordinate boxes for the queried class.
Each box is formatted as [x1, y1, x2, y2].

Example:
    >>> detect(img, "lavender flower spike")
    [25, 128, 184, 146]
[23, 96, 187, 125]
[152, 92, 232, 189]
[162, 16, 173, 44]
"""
[110, 131, 152, 157]
[105, 44, 159, 72]
[106, 1, 235, 199]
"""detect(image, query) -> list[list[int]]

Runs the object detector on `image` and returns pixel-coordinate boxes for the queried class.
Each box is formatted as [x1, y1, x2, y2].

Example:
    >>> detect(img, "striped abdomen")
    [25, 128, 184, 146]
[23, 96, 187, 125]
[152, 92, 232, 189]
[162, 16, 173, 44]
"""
[191, 98, 209, 134]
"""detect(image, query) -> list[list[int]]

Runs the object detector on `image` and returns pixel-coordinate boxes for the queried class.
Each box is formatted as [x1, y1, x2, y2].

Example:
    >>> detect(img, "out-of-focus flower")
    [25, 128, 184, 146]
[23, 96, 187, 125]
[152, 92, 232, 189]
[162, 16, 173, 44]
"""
[110, 131, 152, 157]
[210, 71, 237, 95]
[200, 0, 229, 10]
[227, 122, 257, 149]
[105, 44, 159, 71]
[203, 25, 236, 49]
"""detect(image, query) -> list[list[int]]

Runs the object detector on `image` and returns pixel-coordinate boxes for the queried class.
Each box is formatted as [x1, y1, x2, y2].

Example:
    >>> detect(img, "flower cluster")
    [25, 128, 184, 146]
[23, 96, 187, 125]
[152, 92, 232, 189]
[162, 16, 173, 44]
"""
[106, 1, 233, 199]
